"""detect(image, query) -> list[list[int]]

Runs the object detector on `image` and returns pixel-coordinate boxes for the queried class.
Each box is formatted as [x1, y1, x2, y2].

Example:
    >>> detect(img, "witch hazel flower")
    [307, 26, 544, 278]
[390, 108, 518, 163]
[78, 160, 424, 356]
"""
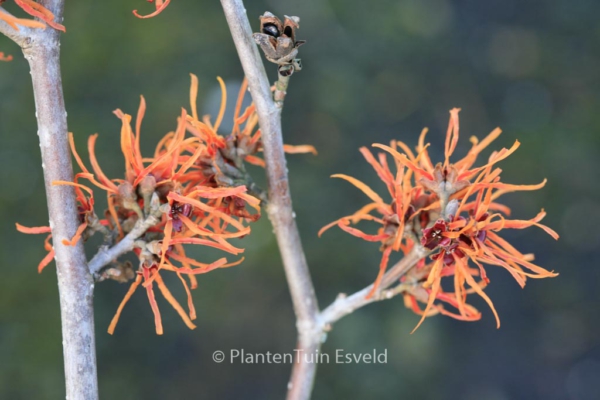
[17, 75, 315, 334]
[322, 108, 558, 331]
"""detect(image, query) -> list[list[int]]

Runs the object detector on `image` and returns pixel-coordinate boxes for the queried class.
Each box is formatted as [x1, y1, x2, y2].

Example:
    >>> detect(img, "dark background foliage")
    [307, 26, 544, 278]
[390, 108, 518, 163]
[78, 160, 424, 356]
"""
[1, 0, 599, 399]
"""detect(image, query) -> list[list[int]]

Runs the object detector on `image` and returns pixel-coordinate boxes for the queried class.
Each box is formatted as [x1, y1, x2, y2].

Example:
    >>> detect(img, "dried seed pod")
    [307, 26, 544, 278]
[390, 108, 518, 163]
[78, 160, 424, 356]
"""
[253, 11, 305, 66]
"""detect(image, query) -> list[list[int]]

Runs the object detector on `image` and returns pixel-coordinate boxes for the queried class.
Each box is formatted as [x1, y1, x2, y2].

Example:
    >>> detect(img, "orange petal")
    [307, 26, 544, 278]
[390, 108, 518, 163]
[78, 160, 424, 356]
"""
[283, 144, 318, 155]
[61, 223, 87, 246]
[15, 223, 51, 234]
[134, 96, 146, 170]
[232, 78, 249, 134]
[244, 155, 266, 167]
[133, 0, 171, 18]
[0, 10, 47, 30]
[338, 220, 389, 242]
[0, 52, 13, 62]
[457, 140, 521, 181]
[15, 0, 65, 32]
[38, 248, 55, 273]
[178, 215, 250, 239]
[168, 192, 248, 233]
[158, 219, 173, 273]
[417, 128, 434, 171]
[176, 272, 197, 320]
[168, 237, 244, 255]
[411, 257, 444, 333]
[189, 73, 199, 121]
[366, 246, 393, 299]
[87, 134, 119, 192]
[213, 76, 227, 133]
[444, 108, 461, 166]
[154, 273, 196, 330]
[373, 143, 434, 181]
[143, 269, 163, 335]
[455, 255, 500, 328]
[486, 209, 559, 240]
[331, 174, 386, 205]
[455, 127, 502, 171]
[359, 147, 395, 189]
[108, 274, 142, 335]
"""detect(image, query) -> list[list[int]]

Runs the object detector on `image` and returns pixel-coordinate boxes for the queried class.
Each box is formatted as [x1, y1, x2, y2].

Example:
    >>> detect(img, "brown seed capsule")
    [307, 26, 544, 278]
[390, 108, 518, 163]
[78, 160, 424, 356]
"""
[253, 12, 305, 66]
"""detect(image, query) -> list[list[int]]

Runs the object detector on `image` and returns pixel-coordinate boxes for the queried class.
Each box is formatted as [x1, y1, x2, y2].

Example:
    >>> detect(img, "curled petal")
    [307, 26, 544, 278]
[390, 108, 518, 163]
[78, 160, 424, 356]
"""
[61, 222, 87, 246]
[211, 76, 227, 133]
[168, 237, 244, 255]
[87, 134, 119, 193]
[37, 247, 55, 273]
[485, 209, 559, 240]
[411, 256, 444, 333]
[133, 0, 171, 19]
[0, 11, 38, 30]
[154, 272, 196, 330]
[338, 220, 390, 242]
[444, 108, 461, 166]
[331, 174, 386, 205]
[372, 143, 434, 181]
[14, 0, 65, 31]
[143, 268, 163, 335]
[359, 147, 395, 190]
[366, 246, 393, 299]
[176, 272, 196, 320]
[15, 223, 51, 234]
[108, 274, 142, 335]
[455, 255, 500, 328]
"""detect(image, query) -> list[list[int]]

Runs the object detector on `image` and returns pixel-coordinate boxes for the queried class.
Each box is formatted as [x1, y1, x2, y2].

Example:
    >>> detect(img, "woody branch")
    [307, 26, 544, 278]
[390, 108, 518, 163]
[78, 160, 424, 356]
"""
[319, 246, 428, 329]
[1, 1, 99, 399]
[219, 1, 321, 399]
[88, 214, 160, 277]
[219, 2, 432, 400]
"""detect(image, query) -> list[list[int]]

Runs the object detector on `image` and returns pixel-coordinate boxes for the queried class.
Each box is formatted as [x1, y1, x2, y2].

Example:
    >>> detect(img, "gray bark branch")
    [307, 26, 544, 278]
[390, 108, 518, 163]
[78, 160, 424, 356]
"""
[319, 247, 428, 329]
[1, 1, 100, 398]
[88, 215, 159, 276]
[219, 1, 321, 399]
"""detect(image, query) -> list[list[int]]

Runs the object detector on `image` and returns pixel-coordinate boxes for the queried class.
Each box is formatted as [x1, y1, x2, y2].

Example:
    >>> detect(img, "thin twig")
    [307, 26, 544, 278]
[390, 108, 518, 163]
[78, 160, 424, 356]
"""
[274, 67, 292, 107]
[7, 0, 100, 398]
[219, 1, 320, 399]
[88, 215, 160, 276]
[319, 247, 428, 329]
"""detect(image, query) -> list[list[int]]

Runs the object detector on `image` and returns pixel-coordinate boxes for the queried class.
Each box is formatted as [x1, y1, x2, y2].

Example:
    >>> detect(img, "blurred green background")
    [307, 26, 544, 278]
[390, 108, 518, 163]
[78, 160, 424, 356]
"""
[1, 0, 599, 399]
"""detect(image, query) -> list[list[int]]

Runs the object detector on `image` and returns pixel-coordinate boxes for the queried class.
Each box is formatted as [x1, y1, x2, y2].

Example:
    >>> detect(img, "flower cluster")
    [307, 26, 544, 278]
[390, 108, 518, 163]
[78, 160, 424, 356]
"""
[321, 108, 558, 331]
[17, 75, 315, 334]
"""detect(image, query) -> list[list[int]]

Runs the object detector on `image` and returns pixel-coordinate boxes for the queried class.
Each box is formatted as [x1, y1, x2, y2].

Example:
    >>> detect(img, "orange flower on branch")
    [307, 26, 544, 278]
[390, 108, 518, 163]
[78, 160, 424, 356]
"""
[17, 74, 315, 334]
[322, 108, 558, 331]
[185, 74, 316, 172]
[65, 98, 259, 334]
[319, 145, 416, 298]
